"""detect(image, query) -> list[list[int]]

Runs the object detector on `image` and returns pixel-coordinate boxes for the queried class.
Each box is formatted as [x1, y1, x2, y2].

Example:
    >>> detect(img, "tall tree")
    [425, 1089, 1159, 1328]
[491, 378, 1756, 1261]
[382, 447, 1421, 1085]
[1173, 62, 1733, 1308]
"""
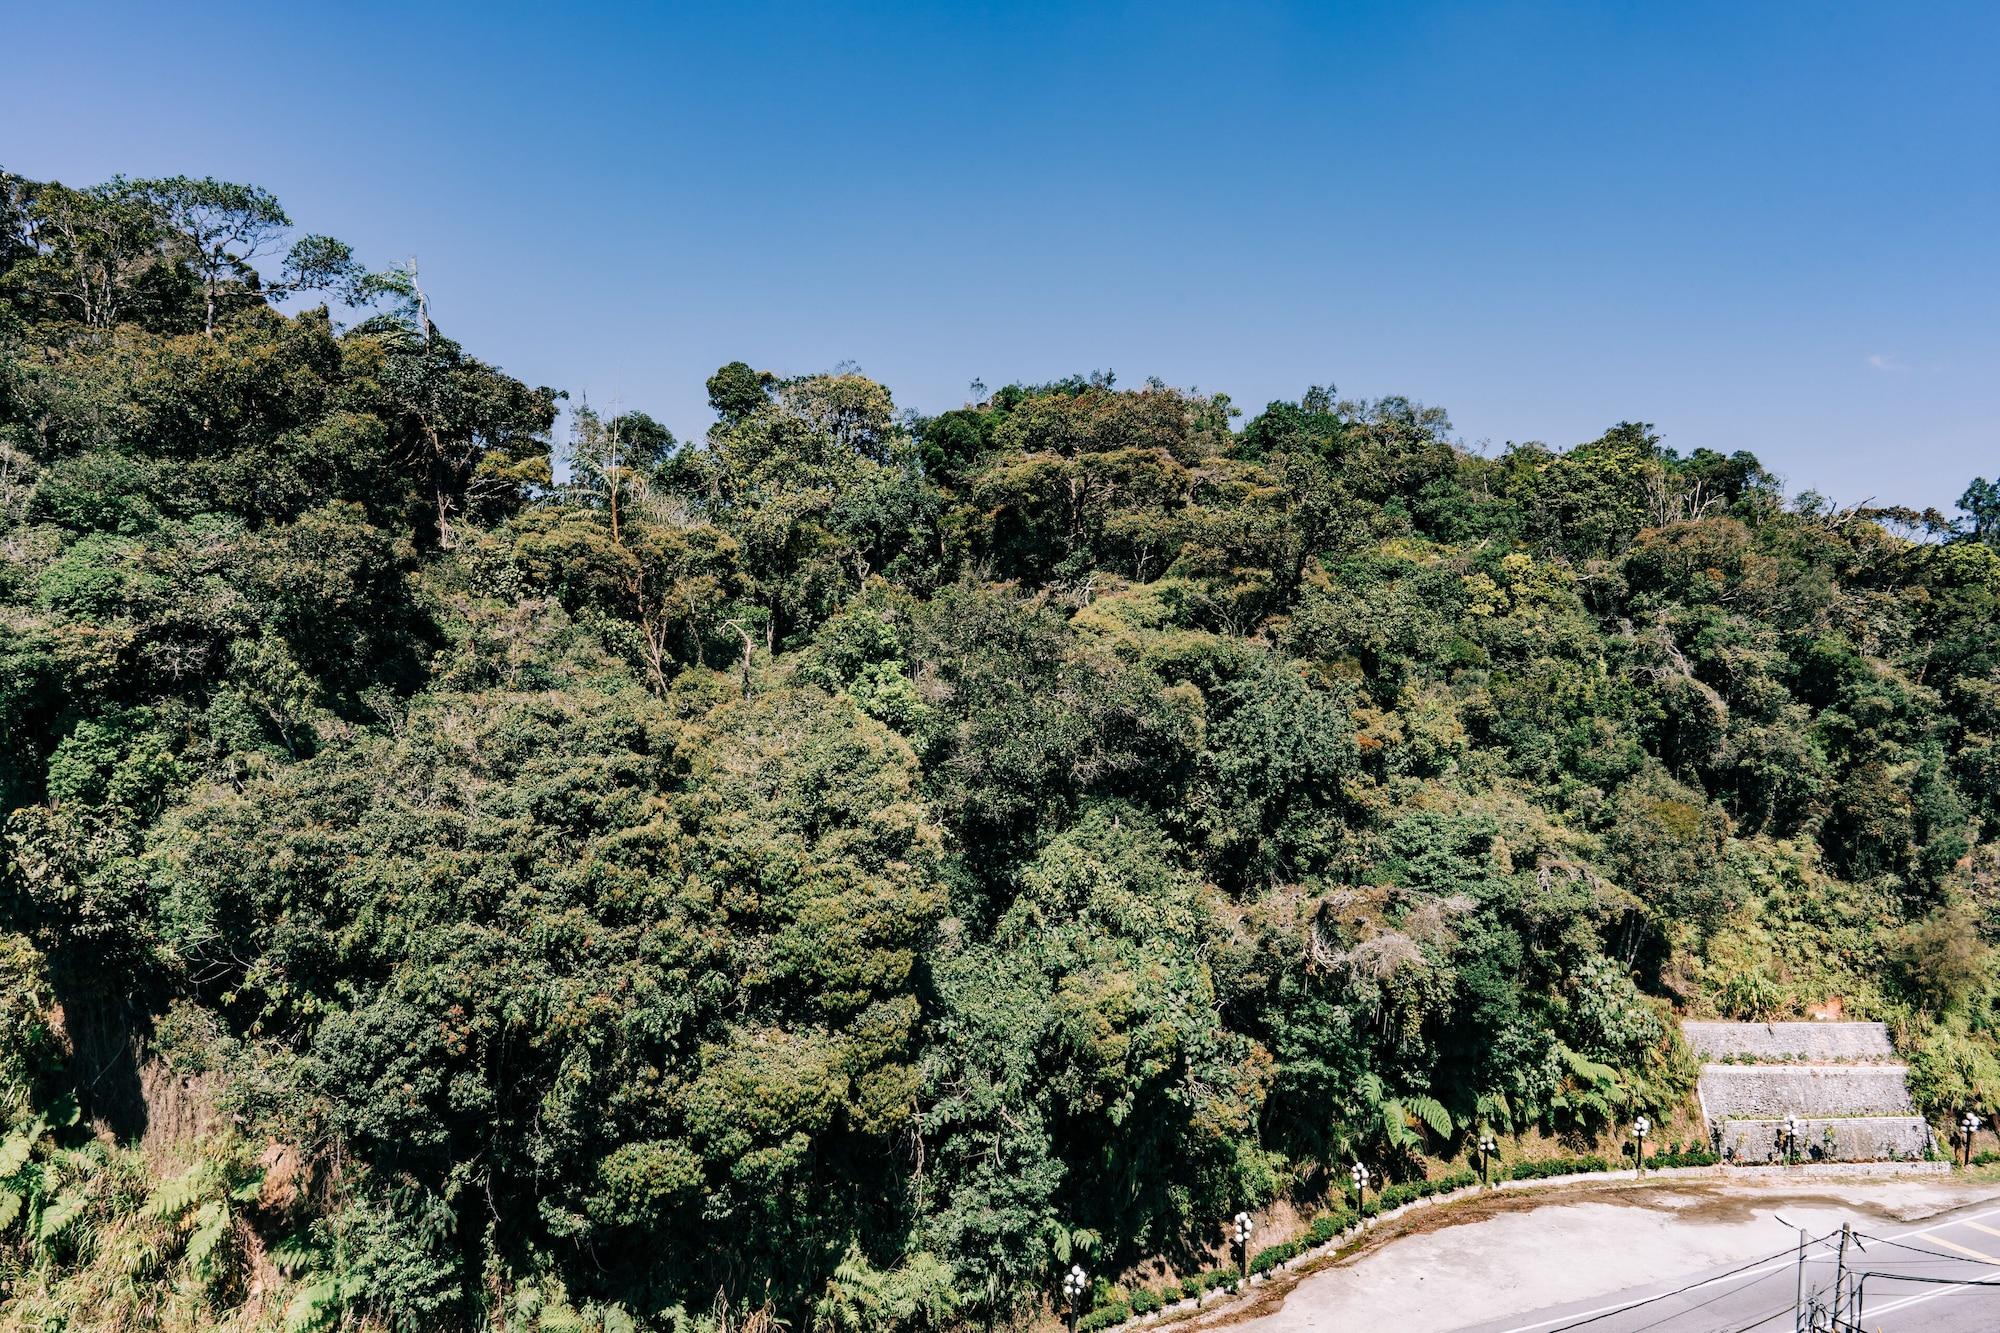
[132, 175, 291, 333]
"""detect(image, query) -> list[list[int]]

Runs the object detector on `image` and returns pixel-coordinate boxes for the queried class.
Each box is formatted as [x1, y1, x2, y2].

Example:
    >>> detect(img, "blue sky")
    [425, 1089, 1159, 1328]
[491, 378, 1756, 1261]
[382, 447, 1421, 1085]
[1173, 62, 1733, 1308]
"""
[6, 1, 1995, 509]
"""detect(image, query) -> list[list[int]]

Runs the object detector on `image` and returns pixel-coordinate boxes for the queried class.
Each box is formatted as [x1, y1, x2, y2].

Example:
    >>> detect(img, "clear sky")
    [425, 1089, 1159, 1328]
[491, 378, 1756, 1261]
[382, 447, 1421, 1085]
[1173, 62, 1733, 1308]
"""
[6, 1, 1996, 510]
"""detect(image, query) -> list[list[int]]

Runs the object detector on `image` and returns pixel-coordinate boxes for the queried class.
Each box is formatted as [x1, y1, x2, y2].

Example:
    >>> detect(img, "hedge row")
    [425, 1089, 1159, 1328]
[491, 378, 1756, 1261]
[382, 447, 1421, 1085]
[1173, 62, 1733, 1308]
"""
[1361, 1168, 1480, 1215]
[1506, 1154, 1610, 1180]
[1078, 1269, 1242, 1330]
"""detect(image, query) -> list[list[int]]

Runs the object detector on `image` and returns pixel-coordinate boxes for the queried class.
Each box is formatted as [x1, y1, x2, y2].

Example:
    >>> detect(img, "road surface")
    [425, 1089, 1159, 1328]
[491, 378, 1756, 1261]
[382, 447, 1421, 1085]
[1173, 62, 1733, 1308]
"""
[1225, 1176, 2000, 1333]
[1458, 1194, 2000, 1331]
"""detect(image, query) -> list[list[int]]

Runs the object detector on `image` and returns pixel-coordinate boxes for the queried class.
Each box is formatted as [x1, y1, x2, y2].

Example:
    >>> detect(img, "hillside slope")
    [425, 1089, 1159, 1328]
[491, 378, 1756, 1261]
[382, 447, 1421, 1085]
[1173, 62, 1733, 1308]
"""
[2, 167, 1998, 1332]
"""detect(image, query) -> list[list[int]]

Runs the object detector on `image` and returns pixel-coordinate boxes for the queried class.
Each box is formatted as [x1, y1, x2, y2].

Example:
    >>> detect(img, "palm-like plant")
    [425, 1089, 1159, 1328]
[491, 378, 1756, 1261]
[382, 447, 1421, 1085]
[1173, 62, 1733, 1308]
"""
[1546, 1043, 1626, 1132]
[139, 1150, 265, 1284]
[1348, 1072, 1452, 1156]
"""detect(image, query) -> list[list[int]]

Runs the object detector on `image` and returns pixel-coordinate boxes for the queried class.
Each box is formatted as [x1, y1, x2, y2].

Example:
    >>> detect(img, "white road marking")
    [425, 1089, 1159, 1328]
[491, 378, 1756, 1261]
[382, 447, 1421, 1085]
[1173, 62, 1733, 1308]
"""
[1918, 1232, 2000, 1264]
[1488, 1204, 2000, 1333]
[1861, 1270, 2000, 1322]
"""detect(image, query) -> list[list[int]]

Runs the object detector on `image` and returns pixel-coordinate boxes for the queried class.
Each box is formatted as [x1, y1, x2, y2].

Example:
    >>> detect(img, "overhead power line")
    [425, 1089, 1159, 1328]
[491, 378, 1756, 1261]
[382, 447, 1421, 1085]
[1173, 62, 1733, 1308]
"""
[1537, 1233, 1840, 1332]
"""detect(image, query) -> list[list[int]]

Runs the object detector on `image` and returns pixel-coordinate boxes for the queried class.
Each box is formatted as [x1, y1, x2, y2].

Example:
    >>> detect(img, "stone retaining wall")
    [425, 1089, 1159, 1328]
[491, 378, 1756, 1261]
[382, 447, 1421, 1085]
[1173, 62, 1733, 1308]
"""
[1717, 1115, 1934, 1164]
[1699, 1064, 1915, 1119]
[1683, 1021, 1894, 1062]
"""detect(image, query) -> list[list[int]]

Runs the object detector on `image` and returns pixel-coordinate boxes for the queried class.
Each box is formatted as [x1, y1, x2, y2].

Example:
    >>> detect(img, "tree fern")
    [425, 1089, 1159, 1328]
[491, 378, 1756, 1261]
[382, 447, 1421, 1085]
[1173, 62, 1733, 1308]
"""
[1403, 1093, 1452, 1139]
[285, 1273, 345, 1333]
[1352, 1072, 1452, 1153]
[1474, 1089, 1515, 1134]
[36, 1187, 85, 1241]
[183, 1198, 231, 1276]
[0, 1116, 45, 1177]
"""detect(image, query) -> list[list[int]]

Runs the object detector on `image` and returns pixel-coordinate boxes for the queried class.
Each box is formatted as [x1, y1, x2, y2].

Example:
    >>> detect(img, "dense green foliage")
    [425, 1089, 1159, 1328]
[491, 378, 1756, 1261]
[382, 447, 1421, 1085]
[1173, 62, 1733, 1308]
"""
[2, 166, 1997, 1332]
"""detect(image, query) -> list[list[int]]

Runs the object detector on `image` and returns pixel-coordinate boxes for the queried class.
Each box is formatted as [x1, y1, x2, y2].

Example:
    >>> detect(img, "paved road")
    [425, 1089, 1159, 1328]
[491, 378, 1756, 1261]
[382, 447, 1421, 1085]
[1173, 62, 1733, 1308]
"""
[1457, 1196, 2000, 1332]
[1230, 1178, 2000, 1333]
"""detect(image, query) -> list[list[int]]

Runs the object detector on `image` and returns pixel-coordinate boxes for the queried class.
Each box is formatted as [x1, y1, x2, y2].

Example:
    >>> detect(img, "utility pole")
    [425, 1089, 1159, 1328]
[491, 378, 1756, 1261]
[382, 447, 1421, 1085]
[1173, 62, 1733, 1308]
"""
[1832, 1224, 1851, 1331]
[1792, 1224, 1806, 1332]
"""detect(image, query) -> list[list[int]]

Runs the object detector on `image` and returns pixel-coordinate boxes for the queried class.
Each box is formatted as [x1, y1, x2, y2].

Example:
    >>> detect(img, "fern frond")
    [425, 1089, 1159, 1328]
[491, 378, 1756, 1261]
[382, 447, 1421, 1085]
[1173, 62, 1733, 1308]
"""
[37, 1188, 86, 1241]
[184, 1199, 231, 1275]
[285, 1274, 342, 1333]
[1379, 1102, 1418, 1150]
[1404, 1093, 1452, 1138]
[270, 1229, 325, 1275]
[142, 1161, 211, 1222]
[0, 1118, 44, 1177]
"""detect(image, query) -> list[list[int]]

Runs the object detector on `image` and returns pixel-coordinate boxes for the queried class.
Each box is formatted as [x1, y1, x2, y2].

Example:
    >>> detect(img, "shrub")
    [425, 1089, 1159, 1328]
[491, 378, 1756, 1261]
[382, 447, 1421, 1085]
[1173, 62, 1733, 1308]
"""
[1248, 1240, 1301, 1275]
[1202, 1269, 1236, 1291]
[1079, 1301, 1129, 1332]
[1508, 1154, 1610, 1181]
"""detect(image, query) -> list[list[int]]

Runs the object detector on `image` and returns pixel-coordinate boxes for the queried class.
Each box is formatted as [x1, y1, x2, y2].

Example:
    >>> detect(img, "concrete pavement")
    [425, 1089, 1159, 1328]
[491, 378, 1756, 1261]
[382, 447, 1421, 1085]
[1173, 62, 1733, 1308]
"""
[1221, 1176, 2000, 1333]
[1461, 1195, 2000, 1331]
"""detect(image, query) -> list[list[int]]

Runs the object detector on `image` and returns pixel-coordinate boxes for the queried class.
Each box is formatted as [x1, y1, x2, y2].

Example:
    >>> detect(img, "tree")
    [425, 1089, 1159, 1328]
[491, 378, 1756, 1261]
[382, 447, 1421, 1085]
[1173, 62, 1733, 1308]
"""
[8, 177, 177, 329]
[280, 232, 366, 302]
[132, 175, 291, 333]
[1960, 477, 2000, 547]
[344, 328, 558, 545]
[708, 359, 775, 422]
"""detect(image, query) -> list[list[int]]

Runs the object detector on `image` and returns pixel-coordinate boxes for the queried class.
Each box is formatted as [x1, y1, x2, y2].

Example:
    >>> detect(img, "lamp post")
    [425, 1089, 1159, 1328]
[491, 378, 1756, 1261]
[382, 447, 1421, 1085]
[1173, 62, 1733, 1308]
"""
[1962, 1111, 1984, 1168]
[1231, 1211, 1254, 1283]
[1632, 1116, 1650, 1176]
[1478, 1133, 1498, 1187]
[1062, 1264, 1088, 1333]
[1350, 1162, 1372, 1214]
[1782, 1114, 1798, 1167]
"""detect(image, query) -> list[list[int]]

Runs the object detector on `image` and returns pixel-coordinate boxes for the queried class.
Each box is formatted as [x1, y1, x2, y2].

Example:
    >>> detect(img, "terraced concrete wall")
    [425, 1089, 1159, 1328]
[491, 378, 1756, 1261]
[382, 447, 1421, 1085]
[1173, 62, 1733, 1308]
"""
[1718, 1116, 1933, 1164]
[1682, 1021, 1894, 1062]
[1681, 1021, 1932, 1162]
[1699, 1064, 1914, 1119]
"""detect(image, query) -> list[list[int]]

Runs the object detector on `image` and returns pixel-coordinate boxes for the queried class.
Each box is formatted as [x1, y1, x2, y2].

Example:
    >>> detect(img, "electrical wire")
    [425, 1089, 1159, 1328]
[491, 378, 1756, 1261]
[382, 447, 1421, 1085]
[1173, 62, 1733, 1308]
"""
[1611, 1264, 1799, 1333]
[1848, 1268, 2000, 1287]
[1536, 1232, 1841, 1332]
[1713, 1296, 1806, 1333]
[1533, 1228, 2000, 1332]
[1851, 1229, 2000, 1267]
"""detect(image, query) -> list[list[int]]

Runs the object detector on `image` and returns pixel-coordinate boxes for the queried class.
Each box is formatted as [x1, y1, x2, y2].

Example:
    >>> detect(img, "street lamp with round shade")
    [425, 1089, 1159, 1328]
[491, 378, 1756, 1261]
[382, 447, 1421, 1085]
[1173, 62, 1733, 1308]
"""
[1632, 1116, 1650, 1174]
[1231, 1211, 1253, 1280]
[1062, 1265, 1088, 1333]
[1350, 1162, 1371, 1212]
[1478, 1133, 1498, 1186]
[1963, 1112, 1984, 1168]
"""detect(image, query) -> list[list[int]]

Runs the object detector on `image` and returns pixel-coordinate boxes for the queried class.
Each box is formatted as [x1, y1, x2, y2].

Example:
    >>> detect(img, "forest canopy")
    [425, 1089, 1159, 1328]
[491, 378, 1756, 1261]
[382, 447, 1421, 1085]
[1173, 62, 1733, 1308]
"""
[2, 166, 1998, 1332]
